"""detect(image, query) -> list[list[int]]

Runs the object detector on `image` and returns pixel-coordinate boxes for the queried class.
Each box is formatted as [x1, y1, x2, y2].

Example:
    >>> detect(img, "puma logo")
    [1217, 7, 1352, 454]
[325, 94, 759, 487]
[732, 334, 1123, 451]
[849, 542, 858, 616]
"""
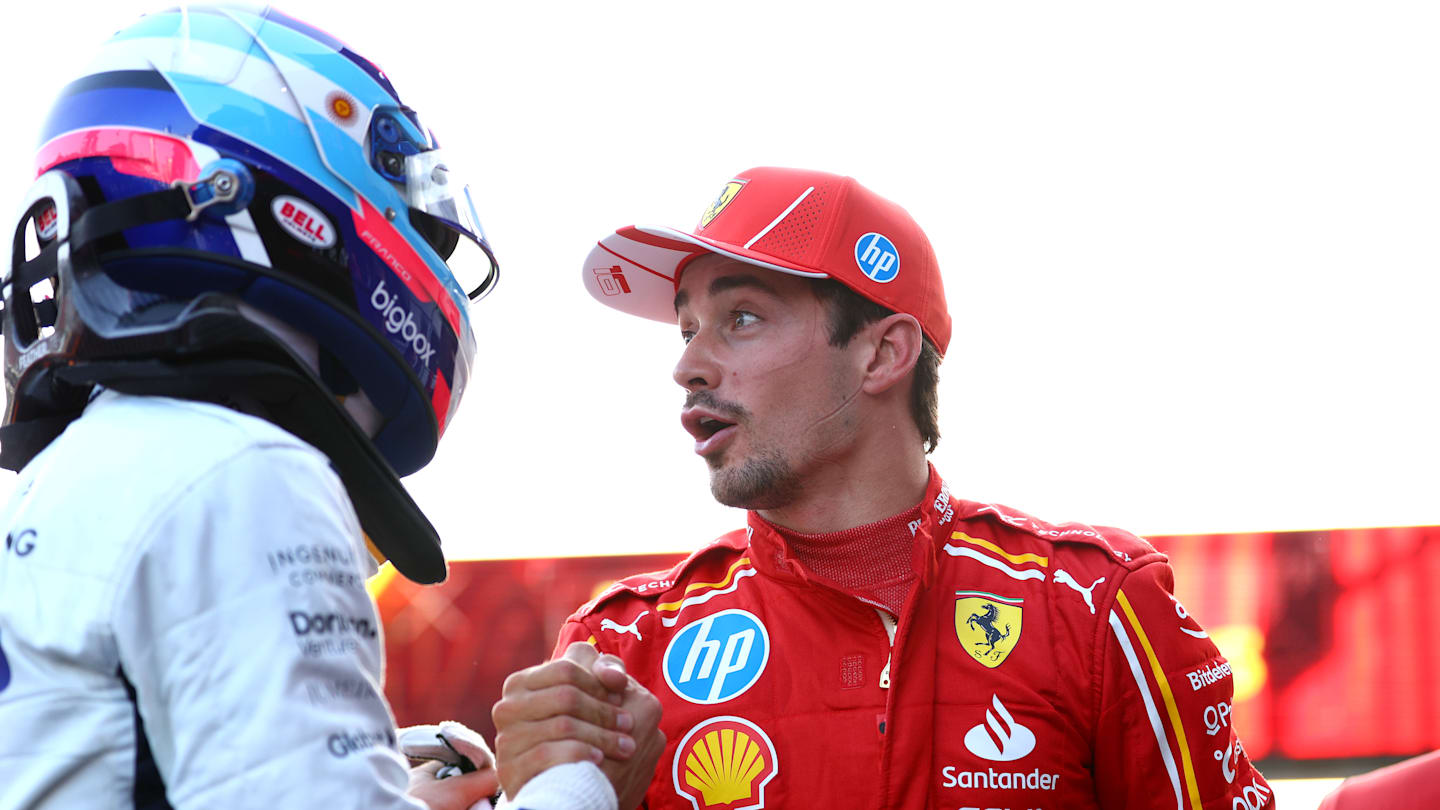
[600, 611, 648, 641]
[1053, 569, 1106, 615]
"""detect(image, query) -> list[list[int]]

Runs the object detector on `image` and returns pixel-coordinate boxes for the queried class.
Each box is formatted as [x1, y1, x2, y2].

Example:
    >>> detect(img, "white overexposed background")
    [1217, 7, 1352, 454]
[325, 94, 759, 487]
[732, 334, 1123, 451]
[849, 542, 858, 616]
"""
[3, 1, 1435, 559]
[2, 2, 1433, 804]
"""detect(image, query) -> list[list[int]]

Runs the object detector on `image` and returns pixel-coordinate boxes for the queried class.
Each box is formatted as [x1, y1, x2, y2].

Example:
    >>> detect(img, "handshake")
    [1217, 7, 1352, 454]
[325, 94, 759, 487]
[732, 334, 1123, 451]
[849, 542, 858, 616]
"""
[403, 642, 665, 810]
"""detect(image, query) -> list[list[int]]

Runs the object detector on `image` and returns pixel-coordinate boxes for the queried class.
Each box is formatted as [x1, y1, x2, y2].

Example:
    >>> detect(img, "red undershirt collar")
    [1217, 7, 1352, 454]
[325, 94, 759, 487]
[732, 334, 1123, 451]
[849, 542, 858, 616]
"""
[744, 465, 951, 614]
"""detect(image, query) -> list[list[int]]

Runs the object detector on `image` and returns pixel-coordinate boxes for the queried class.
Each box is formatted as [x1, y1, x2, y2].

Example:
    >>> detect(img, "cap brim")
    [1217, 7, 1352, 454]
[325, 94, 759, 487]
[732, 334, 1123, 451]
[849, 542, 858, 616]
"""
[582, 225, 828, 324]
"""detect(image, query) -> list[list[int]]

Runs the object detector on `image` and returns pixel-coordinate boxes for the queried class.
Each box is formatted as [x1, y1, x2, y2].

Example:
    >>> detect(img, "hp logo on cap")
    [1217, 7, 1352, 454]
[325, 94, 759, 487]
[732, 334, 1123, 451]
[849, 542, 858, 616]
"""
[855, 233, 900, 283]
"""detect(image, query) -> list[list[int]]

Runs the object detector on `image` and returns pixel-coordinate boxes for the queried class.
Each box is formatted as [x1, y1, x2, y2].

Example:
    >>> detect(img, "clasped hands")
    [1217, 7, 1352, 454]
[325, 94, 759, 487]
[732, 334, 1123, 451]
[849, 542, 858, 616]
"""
[407, 642, 664, 810]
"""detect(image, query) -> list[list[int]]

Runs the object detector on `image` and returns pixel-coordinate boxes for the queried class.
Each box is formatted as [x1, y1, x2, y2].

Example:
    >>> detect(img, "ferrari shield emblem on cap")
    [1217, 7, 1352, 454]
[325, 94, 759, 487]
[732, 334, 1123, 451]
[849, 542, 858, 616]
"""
[699, 180, 746, 229]
[955, 591, 1023, 669]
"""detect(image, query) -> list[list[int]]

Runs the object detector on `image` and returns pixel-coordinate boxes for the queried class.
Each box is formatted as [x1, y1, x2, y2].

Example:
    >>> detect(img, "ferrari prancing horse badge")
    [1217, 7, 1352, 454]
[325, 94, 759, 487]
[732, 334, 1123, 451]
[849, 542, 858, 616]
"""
[954, 591, 1023, 668]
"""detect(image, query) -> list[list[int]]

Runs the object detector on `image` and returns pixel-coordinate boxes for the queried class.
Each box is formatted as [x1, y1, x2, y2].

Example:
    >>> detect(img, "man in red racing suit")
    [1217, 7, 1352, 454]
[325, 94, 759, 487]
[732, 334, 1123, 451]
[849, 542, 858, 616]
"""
[546, 166, 1272, 809]
[556, 468, 1270, 810]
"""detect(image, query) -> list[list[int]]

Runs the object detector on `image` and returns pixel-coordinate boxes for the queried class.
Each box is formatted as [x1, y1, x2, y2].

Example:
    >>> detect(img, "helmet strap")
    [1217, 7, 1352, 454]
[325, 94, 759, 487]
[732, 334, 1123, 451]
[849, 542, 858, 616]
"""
[0, 315, 449, 584]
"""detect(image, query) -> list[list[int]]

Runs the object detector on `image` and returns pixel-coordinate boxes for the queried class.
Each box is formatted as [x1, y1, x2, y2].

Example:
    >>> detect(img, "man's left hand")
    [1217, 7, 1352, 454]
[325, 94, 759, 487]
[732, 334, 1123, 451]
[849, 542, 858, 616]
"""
[406, 725, 500, 810]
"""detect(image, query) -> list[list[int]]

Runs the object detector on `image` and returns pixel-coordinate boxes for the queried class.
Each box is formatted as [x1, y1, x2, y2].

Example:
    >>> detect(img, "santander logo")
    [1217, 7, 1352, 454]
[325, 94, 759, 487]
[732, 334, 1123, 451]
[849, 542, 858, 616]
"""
[963, 695, 1036, 762]
[271, 195, 336, 249]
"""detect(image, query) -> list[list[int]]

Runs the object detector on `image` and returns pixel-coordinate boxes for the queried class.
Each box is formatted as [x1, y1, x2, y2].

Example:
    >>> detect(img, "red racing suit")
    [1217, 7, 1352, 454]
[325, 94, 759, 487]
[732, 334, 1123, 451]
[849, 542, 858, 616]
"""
[555, 468, 1272, 810]
[1317, 749, 1440, 810]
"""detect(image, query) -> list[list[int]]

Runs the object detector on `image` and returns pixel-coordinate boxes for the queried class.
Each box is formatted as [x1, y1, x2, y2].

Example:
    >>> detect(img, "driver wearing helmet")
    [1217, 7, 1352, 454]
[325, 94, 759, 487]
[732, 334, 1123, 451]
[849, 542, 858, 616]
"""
[0, 6, 661, 809]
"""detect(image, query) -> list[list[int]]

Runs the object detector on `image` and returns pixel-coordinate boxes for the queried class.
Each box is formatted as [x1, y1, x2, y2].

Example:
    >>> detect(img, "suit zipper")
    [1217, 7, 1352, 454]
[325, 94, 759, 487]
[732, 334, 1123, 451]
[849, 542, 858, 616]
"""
[876, 608, 898, 688]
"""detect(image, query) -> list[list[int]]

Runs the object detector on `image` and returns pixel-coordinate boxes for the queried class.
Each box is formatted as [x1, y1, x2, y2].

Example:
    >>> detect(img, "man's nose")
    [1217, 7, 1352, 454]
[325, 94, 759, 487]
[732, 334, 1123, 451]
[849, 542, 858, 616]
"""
[673, 332, 719, 392]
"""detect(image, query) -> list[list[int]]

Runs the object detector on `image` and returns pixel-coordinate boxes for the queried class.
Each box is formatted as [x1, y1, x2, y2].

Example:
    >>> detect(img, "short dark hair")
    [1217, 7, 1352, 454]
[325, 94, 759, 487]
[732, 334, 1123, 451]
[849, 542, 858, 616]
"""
[812, 279, 941, 453]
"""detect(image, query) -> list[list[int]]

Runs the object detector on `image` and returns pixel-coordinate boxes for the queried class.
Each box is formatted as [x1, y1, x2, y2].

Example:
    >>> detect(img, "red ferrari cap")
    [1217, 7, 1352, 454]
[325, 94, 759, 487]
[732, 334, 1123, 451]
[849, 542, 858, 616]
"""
[582, 167, 951, 355]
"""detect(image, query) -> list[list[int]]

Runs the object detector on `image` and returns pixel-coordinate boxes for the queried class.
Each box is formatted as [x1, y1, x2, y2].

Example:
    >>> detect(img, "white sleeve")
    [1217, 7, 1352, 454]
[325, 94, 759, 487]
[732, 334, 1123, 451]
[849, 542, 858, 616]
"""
[111, 442, 425, 809]
[495, 762, 617, 810]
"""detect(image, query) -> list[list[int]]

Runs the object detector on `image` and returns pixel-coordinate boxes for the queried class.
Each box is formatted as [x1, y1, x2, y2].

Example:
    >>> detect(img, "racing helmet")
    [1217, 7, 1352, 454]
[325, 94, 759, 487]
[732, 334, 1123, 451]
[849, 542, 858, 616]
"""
[3, 4, 495, 478]
[2, 5, 498, 582]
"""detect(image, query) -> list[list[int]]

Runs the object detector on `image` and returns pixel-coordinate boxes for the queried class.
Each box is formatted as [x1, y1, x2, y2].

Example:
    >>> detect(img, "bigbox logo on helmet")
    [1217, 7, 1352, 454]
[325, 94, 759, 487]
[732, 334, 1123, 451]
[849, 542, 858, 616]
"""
[370, 279, 436, 365]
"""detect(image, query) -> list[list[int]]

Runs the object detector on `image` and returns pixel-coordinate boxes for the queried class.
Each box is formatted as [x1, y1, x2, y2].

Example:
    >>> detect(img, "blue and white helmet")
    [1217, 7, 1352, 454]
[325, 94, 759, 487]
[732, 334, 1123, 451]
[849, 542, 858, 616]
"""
[4, 4, 494, 478]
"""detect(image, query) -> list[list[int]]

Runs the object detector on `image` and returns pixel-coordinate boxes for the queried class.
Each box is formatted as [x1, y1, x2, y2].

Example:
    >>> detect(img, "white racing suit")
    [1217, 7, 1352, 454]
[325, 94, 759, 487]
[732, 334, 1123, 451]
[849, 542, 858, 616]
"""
[0, 392, 613, 810]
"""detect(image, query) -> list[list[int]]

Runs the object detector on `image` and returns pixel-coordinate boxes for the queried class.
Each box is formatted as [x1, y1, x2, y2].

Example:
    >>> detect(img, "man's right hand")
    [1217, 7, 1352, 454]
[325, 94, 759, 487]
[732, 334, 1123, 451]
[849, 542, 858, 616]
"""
[492, 642, 664, 809]
[595, 661, 666, 810]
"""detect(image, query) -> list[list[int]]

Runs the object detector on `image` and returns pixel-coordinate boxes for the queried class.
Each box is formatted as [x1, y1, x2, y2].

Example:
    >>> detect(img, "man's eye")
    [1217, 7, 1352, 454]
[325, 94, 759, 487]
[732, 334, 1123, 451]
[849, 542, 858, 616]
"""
[731, 311, 758, 329]
[680, 330, 695, 344]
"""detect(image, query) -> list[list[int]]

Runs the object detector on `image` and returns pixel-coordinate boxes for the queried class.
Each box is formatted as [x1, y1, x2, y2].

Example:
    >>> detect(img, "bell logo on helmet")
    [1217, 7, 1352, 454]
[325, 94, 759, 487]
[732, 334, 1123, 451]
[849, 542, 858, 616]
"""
[35, 203, 58, 241]
[271, 195, 337, 249]
[854, 232, 900, 283]
[370, 279, 436, 365]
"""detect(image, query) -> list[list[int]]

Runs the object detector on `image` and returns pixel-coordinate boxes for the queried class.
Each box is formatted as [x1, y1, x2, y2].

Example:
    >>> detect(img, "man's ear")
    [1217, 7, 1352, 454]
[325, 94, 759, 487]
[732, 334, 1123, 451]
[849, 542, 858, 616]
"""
[860, 313, 923, 395]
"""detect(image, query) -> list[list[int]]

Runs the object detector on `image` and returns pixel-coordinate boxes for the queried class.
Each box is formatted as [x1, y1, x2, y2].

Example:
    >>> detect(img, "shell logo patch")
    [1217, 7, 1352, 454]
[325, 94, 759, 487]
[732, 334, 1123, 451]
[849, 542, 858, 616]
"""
[699, 180, 745, 229]
[954, 591, 1023, 669]
[673, 716, 778, 810]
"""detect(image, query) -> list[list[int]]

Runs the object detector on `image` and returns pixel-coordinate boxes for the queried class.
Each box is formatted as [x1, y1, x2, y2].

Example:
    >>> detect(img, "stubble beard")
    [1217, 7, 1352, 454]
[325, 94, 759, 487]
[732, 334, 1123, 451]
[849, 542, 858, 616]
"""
[684, 390, 800, 509]
[707, 447, 800, 510]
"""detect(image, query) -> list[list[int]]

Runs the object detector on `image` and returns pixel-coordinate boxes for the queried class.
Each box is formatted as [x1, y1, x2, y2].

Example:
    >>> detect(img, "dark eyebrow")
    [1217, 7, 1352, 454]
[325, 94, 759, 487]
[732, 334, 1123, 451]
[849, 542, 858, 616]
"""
[674, 273, 781, 314]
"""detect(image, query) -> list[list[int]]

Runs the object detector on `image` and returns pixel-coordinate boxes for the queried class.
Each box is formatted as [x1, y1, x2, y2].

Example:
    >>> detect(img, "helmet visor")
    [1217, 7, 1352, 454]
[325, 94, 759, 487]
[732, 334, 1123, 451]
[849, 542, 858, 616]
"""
[401, 150, 498, 302]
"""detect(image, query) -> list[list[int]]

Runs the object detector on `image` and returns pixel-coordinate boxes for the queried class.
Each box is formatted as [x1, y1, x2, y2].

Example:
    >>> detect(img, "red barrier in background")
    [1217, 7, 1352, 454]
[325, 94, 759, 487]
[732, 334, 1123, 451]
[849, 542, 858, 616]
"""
[373, 552, 685, 739]
[1151, 527, 1440, 760]
[374, 526, 1440, 761]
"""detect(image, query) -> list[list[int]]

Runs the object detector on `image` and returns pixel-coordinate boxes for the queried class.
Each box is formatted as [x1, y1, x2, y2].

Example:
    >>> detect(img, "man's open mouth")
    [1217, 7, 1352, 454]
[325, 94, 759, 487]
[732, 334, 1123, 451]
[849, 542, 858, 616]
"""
[682, 408, 738, 442]
[697, 417, 733, 439]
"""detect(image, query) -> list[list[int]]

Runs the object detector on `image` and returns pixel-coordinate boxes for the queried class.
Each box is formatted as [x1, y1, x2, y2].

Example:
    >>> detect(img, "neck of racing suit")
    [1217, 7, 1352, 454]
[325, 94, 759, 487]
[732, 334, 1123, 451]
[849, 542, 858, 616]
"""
[745, 464, 952, 614]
